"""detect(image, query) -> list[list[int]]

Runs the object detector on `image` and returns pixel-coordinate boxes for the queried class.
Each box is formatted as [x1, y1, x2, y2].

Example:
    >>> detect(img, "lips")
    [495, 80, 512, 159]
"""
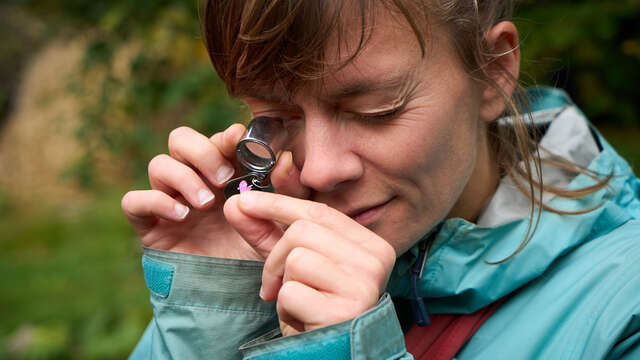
[347, 198, 393, 226]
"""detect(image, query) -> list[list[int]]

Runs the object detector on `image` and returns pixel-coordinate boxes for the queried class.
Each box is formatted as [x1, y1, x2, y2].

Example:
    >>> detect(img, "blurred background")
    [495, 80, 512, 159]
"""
[0, 0, 638, 358]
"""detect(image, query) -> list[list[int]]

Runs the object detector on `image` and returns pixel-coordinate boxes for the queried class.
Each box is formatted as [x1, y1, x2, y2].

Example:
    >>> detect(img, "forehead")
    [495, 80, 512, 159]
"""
[323, 5, 422, 84]
[242, 4, 426, 103]
[322, 15, 422, 97]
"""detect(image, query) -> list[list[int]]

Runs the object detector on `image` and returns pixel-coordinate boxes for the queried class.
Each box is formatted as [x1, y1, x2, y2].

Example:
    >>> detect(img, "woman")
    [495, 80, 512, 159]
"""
[123, 1, 640, 359]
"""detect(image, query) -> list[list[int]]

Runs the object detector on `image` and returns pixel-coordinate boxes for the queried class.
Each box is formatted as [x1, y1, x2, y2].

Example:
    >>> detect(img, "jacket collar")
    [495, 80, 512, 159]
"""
[386, 87, 637, 313]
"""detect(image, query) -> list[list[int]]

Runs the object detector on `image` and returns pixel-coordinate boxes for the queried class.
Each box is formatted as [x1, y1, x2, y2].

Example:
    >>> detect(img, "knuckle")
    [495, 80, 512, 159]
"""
[307, 202, 331, 221]
[382, 243, 397, 268]
[120, 191, 136, 212]
[372, 240, 397, 271]
[285, 247, 307, 274]
[174, 171, 193, 187]
[191, 144, 212, 164]
[221, 126, 235, 145]
[147, 154, 169, 176]
[351, 283, 379, 311]
[353, 264, 381, 293]
[225, 124, 246, 146]
[209, 132, 222, 145]
[262, 256, 276, 275]
[148, 190, 165, 205]
[228, 122, 246, 134]
[168, 127, 194, 154]
[287, 219, 311, 237]
[168, 126, 191, 144]
[277, 281, 298, 306]
[367, 256, 388, 281]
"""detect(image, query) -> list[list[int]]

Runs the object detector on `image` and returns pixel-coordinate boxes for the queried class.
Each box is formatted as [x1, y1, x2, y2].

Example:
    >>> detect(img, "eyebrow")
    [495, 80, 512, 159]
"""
[324, 71, 412, 101]
[241, 70, 413, 105]
[238, 88, 294, 105]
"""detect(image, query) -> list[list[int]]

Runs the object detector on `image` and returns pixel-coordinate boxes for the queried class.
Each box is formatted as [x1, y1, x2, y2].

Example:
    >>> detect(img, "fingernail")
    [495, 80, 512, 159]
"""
[198, 189, 215, 206]
[174, 203, 190, 219]
[259, 286, 265, 300]
[216, 165, 234, 184]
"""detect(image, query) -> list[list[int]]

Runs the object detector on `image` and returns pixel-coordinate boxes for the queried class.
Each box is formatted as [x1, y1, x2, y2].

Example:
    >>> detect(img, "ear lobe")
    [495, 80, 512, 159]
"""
[479, 21, 521, 122]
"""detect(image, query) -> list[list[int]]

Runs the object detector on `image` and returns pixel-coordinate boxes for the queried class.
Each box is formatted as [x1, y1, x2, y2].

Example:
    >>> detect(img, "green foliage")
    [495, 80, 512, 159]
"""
[0, 4, 44, 127]
[39, 2, 246, 188]
[0, 192, 151, 359]
[2, 324, 70, 360]
[0, 187, 12, 216]
[600, 126, 640, 170]
[516, 0, 640, 125]
[17, 0, 196, 37]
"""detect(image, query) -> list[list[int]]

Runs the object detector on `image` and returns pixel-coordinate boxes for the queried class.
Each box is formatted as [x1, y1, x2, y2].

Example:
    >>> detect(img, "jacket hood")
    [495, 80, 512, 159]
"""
[386, 87, 640, 314]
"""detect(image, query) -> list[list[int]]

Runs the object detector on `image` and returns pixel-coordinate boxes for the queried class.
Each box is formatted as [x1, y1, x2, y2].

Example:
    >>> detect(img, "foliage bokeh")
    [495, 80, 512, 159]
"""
[0, 0, 638, 358]
[517, 0, 640, 126]
[4, 0, 640, 189]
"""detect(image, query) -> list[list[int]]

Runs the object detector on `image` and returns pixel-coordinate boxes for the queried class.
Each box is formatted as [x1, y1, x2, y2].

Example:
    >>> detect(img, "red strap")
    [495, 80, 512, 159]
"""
[405, 299, 505, 360]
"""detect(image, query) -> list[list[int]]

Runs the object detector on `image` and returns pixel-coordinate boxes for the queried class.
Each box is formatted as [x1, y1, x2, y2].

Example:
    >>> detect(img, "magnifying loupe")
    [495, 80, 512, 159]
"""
[223, 117, 287, 198]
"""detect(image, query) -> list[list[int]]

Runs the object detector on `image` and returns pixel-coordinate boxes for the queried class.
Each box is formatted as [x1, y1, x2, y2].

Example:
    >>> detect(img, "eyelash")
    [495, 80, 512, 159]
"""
[259, 105, 405, 125]
[354, 106, 404, 123]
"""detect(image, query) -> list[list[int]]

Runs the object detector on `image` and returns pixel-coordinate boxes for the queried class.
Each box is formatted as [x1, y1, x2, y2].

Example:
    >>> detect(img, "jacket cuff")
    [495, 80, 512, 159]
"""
[142, 247, 274, 313]
[239, 293, 410, 360]
[139, 247, 279, 359]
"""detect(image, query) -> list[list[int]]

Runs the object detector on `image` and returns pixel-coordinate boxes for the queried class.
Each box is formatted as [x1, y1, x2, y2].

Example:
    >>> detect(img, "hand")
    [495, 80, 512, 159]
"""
[121, 124, 309, 259]
[224, 191, 397, 336]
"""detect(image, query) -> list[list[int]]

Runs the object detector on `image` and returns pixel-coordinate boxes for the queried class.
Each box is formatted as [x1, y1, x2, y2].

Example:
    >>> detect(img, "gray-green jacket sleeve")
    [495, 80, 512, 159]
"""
[129, 248, 413, 360]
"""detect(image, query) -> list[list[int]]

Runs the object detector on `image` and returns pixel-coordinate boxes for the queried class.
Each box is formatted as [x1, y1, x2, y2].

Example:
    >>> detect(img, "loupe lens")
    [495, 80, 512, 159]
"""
[237, 140, 275, 172]
[236, 117, 286, 173]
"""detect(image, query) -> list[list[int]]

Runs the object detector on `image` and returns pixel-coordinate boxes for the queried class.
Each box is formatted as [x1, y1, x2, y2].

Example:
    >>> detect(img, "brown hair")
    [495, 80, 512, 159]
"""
[202, 0, 611, 262]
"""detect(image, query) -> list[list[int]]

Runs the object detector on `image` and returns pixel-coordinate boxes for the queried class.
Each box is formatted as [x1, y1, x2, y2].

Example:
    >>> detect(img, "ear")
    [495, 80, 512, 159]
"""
[478, 21, 520, 122]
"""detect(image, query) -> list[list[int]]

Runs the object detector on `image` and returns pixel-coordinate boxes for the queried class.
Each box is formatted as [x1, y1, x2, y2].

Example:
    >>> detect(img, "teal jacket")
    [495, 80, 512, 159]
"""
[129, 88, 640, 359]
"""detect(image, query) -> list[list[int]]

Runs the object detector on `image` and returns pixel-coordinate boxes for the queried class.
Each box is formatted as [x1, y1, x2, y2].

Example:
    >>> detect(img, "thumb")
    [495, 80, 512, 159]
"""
[223, 194, 283, 259]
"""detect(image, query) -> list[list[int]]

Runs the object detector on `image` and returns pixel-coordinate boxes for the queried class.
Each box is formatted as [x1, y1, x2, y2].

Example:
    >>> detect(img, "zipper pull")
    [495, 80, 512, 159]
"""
[410, 239, 431, 326]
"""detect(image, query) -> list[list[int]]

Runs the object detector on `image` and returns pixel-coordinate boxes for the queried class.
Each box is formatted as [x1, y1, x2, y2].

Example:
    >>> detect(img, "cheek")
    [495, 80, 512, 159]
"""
[373, 97, 480, 207]
[377, 105, 479, 253]
[364, 108, 469, 178]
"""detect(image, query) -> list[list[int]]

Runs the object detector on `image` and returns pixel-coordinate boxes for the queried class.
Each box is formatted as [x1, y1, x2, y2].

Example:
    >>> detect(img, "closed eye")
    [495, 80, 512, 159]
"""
[353, 105, 405, 123]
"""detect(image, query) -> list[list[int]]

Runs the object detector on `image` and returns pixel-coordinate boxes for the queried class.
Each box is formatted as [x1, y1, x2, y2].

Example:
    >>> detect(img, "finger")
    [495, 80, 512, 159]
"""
[222, 123, 247, 159]
[239, 191, 397, 262]
[121, 190, 190, 235]
[271, 151, 310, 199]
[261, 220, 366, 301]
[148, 154, 217, 209]
[168, 126, 235, 186]
[238, 191, 378, 248]
[210, 123, 247, 159]
[276, 281, 338, 335]
[238, 191, 349, 229]
[223, 194, 283, 259]
[280, 247, 352, 296]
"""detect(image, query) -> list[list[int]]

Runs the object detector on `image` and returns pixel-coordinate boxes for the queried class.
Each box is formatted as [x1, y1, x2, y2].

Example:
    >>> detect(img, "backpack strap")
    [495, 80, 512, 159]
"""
[404, 298, 506, 360]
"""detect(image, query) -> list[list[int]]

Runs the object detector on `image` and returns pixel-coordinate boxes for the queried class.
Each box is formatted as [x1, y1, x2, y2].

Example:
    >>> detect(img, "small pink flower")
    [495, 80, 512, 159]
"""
[238, 180, 253, 193]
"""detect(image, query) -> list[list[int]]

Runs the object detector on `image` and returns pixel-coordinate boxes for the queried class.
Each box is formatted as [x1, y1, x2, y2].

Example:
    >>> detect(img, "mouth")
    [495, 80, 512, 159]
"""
[347, 198, 394, 227]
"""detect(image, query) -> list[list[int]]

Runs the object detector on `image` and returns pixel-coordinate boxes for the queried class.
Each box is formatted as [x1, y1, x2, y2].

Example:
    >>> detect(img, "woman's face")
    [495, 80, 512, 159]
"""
[241, 8, 494, 255]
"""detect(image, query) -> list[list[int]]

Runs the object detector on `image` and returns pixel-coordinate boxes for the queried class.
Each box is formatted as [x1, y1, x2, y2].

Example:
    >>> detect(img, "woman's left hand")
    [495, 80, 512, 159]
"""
[224, 191, 397, 336]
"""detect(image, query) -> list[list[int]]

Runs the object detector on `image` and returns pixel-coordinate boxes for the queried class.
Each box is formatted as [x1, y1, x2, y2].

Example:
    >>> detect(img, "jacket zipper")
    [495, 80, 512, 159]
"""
[410, 235, 434, 326]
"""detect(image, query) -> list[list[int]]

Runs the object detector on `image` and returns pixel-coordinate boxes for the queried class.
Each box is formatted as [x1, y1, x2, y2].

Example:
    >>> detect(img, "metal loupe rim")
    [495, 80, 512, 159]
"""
[236, 138, 276, 174]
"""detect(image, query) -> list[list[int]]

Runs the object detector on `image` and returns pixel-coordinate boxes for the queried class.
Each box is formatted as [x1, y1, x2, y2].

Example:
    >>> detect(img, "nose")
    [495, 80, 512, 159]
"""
[297, 115, 364, 192]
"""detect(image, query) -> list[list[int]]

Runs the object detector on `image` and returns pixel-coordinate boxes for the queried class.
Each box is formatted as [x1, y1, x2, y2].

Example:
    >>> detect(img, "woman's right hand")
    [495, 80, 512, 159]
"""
[120, 124, 308, 260]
